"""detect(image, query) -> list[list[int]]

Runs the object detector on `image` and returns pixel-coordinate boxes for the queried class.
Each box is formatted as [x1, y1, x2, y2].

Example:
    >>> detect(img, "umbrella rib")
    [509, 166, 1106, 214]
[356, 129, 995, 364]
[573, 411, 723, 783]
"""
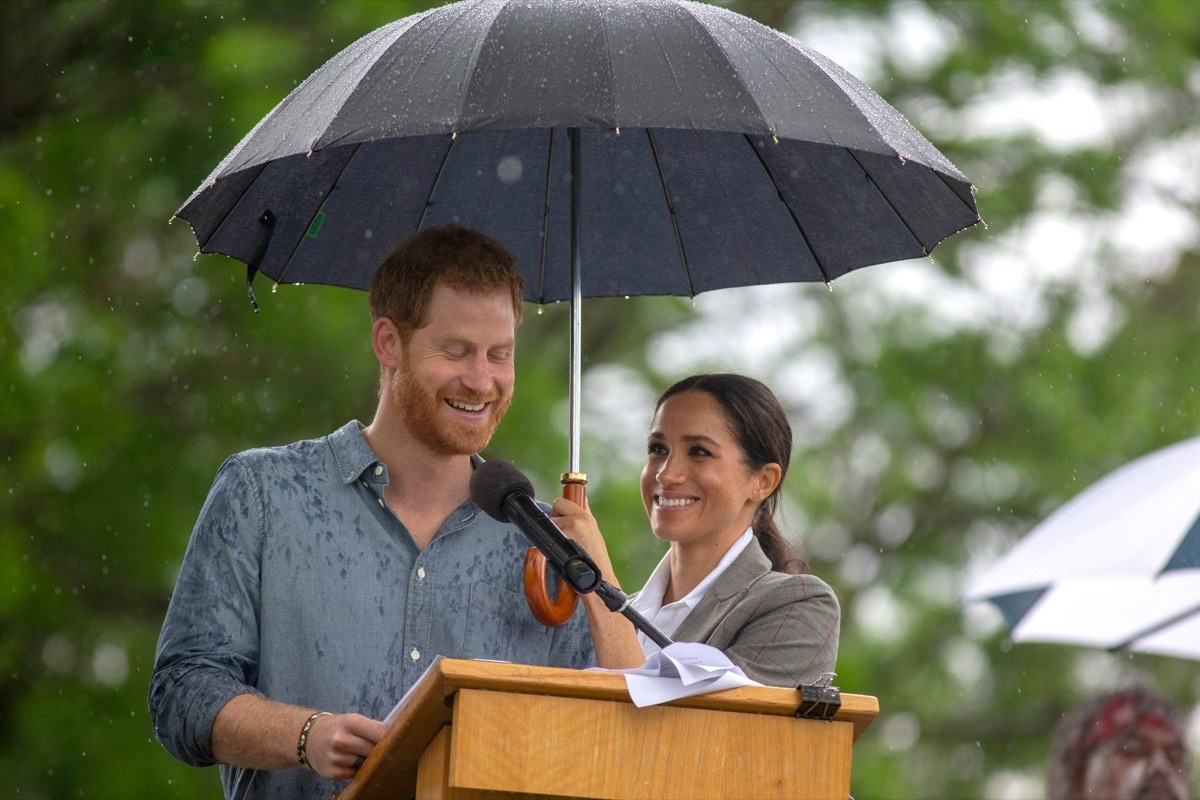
[844, 147, 928, 258]
[1113, 599, 1200, 652]
[416, 134, 460, 231]
[742, 134, 828, 284]
[189, 162, 268, 250]
[275, 142, 366, 286]
[932, 167, 983, 226]
[538, 127, 555, 304]
[645, 128, 694, 296]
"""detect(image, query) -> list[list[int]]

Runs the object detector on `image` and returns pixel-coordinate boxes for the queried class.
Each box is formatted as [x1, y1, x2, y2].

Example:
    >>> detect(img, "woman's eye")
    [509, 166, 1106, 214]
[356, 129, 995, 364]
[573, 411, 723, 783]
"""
[690, 447, 711, 457]
[647, 443, 667, 456]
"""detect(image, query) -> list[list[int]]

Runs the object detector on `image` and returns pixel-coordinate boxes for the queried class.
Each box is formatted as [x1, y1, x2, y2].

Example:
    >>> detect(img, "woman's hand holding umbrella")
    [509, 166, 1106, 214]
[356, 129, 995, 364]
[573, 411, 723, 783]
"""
[550, 496, 646, 670]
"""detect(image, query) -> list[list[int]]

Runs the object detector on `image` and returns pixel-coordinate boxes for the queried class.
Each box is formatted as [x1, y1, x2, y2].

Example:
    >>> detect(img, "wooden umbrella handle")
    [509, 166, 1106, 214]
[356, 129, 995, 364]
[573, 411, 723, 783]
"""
[522, 474, 586, 626]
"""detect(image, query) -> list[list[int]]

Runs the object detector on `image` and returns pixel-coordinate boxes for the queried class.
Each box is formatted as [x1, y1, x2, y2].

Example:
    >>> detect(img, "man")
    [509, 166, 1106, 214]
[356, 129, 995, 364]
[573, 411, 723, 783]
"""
[149, 224, 594, 799]
[1047, 686, 1192, 800]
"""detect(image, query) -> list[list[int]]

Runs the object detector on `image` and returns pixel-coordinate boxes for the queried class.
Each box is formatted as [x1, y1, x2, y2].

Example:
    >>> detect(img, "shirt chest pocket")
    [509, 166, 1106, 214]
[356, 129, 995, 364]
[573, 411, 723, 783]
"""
[463, 582, 554, 665]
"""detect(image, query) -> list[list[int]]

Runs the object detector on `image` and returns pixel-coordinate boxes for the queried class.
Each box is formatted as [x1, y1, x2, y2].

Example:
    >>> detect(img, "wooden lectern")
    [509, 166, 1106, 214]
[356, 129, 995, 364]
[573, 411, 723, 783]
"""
[336, 658, 877, 800]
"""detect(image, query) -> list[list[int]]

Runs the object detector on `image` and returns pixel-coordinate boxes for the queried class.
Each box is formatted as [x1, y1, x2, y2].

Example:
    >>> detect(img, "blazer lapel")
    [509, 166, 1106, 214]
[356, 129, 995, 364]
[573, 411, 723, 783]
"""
[671, 538, 773, 644]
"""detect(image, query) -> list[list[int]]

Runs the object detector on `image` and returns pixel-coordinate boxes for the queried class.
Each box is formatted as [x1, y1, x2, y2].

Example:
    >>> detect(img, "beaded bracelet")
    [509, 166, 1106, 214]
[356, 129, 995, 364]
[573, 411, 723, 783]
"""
[297, 711, 333, 771]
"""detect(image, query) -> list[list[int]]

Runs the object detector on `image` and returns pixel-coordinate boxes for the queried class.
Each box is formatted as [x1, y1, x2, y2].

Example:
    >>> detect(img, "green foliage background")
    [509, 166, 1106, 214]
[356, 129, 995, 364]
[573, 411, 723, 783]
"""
[2, 1, 1198, 797]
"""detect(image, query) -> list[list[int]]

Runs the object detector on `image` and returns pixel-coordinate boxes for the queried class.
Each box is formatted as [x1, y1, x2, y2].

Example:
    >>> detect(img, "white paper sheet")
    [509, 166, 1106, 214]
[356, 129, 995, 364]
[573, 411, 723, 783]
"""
[594, 642, 761, 707]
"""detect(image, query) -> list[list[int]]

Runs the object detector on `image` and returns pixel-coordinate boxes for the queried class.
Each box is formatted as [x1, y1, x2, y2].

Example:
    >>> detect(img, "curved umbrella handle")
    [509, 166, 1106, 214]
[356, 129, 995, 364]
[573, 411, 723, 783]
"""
[522, 474, 585, 626]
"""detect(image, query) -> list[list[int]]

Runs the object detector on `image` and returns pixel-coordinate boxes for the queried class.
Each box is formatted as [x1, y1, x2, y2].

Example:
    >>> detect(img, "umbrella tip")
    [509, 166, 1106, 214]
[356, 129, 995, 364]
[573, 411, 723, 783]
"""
[451, 131, 458, 140]
[615, 126, 620, 136]
[898, 154, 907, 165]
[193, 250, 201, 261]
[772, 134, 779, 144]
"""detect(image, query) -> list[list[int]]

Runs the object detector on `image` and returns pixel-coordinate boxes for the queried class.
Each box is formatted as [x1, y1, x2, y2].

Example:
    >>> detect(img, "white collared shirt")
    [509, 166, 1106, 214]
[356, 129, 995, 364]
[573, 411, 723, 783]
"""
[630, 528, 754, 656]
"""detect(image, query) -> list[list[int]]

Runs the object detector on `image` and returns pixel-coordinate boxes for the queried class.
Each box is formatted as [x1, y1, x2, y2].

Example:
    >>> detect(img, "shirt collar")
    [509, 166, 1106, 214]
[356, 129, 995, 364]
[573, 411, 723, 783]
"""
[637, 528, 755, 614]
[327, 420, 488, 487]
[328, 420, 385, 485]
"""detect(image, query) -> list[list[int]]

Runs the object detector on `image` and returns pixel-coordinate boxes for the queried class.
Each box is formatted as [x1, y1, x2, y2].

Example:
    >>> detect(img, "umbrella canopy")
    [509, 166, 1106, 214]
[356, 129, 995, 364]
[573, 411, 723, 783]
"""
[179, 0, 982, 625]
[964, 436, 1200, 660]
[177, 0, 979, 301]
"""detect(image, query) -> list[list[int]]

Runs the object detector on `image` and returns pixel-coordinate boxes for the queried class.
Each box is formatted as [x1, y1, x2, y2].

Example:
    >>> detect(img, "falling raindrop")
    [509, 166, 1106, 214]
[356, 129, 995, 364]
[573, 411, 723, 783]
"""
[497, 156, 523, 184]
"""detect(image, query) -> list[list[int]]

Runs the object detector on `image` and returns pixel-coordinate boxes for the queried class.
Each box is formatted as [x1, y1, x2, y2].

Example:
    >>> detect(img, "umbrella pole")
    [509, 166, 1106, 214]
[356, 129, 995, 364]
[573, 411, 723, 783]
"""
[568, 126, 583, 476]
[522, 128, 587, 629]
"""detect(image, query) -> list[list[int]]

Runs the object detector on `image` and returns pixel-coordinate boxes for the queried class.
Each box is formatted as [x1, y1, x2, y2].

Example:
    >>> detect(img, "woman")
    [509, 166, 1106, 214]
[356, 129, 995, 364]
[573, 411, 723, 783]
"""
[551, 373, 840, 688]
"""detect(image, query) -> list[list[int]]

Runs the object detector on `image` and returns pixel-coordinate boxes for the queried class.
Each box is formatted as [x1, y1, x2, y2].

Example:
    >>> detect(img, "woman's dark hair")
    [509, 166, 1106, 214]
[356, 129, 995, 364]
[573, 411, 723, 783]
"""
[656, 373, 807, 574]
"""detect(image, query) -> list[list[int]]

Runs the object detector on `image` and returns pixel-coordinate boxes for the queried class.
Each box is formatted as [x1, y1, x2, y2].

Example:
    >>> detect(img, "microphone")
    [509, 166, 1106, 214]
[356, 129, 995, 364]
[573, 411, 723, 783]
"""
[470, 460, 601, 593]
[470, 459, 674, 649]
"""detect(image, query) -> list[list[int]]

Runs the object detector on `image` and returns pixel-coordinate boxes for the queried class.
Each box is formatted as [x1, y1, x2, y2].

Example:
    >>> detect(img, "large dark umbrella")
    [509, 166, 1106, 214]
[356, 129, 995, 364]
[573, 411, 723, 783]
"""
[177, 0, 980, 477]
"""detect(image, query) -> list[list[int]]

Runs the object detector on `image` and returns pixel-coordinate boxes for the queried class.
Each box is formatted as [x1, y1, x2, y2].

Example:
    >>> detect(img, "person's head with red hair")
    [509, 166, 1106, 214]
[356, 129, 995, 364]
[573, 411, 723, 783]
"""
[1047, 686, 1191, 800]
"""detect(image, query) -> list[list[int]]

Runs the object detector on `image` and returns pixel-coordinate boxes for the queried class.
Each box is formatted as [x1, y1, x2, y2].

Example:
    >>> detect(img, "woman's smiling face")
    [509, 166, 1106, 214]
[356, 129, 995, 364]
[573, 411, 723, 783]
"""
[640, 390, 778, 550]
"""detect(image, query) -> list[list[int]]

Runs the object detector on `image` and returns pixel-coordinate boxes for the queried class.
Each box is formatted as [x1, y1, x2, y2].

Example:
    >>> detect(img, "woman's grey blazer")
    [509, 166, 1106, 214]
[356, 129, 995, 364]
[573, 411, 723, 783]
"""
[668, 537, 840, 688]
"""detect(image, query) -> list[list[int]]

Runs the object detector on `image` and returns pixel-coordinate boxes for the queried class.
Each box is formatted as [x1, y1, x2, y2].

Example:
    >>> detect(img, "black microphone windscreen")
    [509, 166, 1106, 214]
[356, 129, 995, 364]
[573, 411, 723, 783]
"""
[469, 460, 536, 522]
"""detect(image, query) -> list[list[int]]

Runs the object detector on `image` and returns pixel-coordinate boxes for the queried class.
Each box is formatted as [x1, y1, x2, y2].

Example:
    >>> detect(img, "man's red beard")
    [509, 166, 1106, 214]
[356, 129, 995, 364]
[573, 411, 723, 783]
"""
[390, 363, 511, 456]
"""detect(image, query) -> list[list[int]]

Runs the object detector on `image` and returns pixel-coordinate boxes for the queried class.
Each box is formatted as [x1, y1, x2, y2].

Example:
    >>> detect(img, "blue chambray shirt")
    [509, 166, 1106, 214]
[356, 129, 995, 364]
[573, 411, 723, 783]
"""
[149, 421, 594, 800]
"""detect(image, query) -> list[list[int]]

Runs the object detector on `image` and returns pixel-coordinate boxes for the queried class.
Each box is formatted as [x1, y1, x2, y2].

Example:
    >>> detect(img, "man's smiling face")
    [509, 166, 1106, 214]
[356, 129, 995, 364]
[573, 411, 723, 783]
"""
[390, 282, 516, 456]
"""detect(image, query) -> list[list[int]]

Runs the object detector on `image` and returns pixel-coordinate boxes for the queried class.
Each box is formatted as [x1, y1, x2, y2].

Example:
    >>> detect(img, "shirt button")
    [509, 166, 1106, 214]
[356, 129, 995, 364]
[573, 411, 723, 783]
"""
[410, 648, 420, 661]
[374, 465, 383, 476]
[417, 567, 426, 580]
[377, 498, 385, 507]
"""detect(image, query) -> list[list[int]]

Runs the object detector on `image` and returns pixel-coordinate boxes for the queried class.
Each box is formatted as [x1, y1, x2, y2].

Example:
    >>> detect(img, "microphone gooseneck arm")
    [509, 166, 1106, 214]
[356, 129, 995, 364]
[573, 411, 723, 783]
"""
[500, 491, 674, 649]
[592, 581, 674, 650]
[501, 491, 601, 593]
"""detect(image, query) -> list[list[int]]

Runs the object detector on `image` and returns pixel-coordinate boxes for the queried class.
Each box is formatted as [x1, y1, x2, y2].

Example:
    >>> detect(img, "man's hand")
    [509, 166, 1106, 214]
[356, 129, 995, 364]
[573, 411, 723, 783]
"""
[303, 712, 388, 780]
[212, 694, 387, 778]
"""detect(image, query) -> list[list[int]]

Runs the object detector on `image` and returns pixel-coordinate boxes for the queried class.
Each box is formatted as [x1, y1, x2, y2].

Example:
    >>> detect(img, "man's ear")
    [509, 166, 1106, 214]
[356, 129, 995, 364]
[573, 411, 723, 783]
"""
[372, 317, 403, 369]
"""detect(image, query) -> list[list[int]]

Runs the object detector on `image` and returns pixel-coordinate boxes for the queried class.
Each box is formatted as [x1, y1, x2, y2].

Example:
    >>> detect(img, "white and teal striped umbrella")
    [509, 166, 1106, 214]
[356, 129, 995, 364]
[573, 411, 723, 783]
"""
[965, 436, 1200, 660]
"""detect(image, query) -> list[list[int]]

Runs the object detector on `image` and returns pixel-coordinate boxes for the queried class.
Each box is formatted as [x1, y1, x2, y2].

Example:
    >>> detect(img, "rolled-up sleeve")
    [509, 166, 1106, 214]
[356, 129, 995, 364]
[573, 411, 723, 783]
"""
[148, 455, 266, 766]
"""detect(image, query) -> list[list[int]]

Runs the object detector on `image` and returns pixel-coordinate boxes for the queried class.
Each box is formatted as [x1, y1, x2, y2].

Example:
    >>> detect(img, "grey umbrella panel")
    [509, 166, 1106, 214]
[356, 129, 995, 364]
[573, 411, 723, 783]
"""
[184, 0, 971, 192]
[183, 126, 976, 303]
